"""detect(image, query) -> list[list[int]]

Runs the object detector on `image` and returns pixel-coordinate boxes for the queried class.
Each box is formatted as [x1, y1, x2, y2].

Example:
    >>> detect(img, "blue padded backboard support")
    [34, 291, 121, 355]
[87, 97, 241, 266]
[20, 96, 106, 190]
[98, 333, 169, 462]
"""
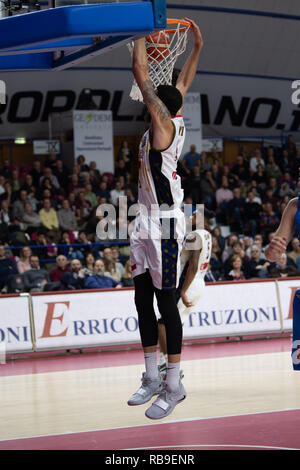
[0, 0, 167, 70]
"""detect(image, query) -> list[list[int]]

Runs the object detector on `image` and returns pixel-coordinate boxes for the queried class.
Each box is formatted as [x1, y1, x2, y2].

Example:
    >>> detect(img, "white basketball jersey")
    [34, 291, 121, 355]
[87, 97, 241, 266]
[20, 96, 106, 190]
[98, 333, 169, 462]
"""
[180, 229, 212, 280]
[137, 115, 186, 211]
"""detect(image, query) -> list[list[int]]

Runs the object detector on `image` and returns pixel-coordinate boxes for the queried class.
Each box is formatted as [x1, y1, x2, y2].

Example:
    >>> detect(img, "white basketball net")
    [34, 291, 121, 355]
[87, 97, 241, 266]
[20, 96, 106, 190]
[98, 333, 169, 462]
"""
[128, 20, 191, 102]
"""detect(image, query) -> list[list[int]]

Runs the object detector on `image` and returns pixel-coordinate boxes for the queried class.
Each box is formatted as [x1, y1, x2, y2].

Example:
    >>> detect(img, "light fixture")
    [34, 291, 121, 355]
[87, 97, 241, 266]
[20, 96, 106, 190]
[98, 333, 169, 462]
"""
[14, 137, 26, 144]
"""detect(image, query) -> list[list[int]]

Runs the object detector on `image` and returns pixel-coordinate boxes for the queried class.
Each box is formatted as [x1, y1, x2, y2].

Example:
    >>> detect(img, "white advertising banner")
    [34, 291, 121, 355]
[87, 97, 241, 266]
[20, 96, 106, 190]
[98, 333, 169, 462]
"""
[73, 110, 114, 173]
[276, 278, 300, 332]
[0, 294, 33, 353]
[31, 289, 140, 351]
[182, 92, 203, 157]
[181, 281, 282, 338]
[31, 280, 283, 351]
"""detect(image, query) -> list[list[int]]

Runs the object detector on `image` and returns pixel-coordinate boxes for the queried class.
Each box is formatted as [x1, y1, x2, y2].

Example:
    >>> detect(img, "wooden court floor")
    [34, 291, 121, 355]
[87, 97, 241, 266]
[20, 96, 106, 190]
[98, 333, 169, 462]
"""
[0, 337, 300, 450]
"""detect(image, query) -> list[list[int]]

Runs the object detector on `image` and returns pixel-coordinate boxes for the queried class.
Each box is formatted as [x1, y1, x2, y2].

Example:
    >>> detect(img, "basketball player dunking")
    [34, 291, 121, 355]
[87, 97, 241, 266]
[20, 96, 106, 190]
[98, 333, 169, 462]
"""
[127, 19, 203, 419]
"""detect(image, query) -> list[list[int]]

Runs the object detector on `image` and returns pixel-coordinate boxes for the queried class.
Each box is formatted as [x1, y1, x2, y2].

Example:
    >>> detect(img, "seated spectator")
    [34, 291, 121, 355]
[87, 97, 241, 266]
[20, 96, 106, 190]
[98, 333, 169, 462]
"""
[248, 245, 270, 278]
[16, 246, 32, 274]
[253, 164, 267, 191]
[68, 174, 83, 195]
[60, 258, 86, 290]
[204, 262, 220, 282]
[268, 253, 299, 278]
[39, 167, 60, 190]
[110, 180, 125, 207]
[199, 170, 216, 210]
[200, 152, 211, 173]
[279, 181, 295, 199]
[22, 202, 42, 232]
[222, 234, 239, 263]
[89, 161, 101, 184]
[58, 199, 78, 232]
[75, 191, 92, 229]
[211, 227, 225, 252]
[181, 144, 201, 175]
[104, 257, 122, 283]
[223, 240, 251, 278]
[84, 183, 98, 208]
[39, 198, 59, 231]
[227, 187, 245, 232]
[50, 255, 71, 282]
[82, 252, 95, 276]
[77, 155, 90, 174]
[261, 187, 279, 210]
[75, 231, 92, 256]
[249, 148, 265, 175]
[117, 140, 133, 173]
[185, 164, 201, 204]
[115, 159, 129, 180]
[12, 189, 29, 222]
[0, 244, 18, 290]
[231, 154, 250, 183]
[243, 190, 262, 237]
[10, 169, 22, 193]
[259, 202, 280, 239]
[85, 259, 122, 289]
[30, 160, 43, 187]
[59, 231, 83, 260]
[225, 254, 246, 281]
[288, 237, 300, 269]
[121, 260, 134, 287]
[23, 255, 50, 292]
[53, 159, 70, 188]
[215, 175, 233, 223]
[111, 245, 126, 275]
[0, 199, 12, 226]
[265, 154, 282, 181]
[96, 181, 112, 202]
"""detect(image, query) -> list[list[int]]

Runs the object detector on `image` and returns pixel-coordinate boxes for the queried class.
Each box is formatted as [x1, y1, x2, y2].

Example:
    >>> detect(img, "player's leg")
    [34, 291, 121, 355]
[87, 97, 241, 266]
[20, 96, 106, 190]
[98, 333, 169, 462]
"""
[128, 270, 162, 406]
[157, 318, 168, 378]
[145, 287, 186, 419]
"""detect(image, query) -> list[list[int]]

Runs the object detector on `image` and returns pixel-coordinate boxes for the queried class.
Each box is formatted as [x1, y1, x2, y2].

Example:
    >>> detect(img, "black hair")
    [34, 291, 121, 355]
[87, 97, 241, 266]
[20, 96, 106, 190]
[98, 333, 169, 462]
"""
[156, 84, 183, 116]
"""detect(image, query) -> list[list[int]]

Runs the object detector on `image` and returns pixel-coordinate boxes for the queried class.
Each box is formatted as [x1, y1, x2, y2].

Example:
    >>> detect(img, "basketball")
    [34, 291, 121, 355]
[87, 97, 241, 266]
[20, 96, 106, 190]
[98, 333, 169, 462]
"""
[145, 31, 170, 63]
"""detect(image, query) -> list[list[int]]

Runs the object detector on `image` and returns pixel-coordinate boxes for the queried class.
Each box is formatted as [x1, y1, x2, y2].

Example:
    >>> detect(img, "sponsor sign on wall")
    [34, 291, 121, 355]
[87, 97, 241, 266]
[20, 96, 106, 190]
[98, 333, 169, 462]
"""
[276, 278, 300, 332]
[73, 110, 114, 172]
[31, 280, 283, 351]
[0, 295, 33, 353]
[31, 290, 140, 350]
[181, 281, 282, 338]
[0, 69, 298, 140]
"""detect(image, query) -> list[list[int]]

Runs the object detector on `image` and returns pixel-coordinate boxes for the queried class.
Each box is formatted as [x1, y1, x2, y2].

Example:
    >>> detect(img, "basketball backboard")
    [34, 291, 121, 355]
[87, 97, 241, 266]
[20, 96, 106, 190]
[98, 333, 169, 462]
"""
[0, 0, 166, 70]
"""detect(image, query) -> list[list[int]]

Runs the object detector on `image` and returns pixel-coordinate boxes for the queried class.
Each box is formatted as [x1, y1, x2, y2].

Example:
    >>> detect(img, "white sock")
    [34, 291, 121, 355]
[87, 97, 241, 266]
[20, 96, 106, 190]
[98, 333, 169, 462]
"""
[159, 352, 168, 366]
[144, 352, 158, 380]
[166, 362, 180, 391]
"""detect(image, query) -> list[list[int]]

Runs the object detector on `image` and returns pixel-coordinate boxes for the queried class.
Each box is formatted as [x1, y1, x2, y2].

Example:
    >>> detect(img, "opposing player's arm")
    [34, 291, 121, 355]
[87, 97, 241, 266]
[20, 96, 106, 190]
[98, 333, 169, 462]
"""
[175, 19, 203, 105]
[180, 235, 201, 307]
[132, 38, 173, 145]
[265, 197, 297, 262]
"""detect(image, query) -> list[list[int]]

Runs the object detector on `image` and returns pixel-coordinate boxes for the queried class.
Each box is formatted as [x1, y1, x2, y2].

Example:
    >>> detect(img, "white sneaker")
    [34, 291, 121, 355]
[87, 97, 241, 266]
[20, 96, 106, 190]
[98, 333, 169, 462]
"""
[145, 380, 186, 419]
[127, 373, 162, 406]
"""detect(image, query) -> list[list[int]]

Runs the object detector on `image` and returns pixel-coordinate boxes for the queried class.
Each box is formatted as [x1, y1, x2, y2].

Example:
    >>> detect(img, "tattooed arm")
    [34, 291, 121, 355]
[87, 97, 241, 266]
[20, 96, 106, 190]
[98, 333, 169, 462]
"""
[132, 38, 174, 149]
[175, 19, 203, 107]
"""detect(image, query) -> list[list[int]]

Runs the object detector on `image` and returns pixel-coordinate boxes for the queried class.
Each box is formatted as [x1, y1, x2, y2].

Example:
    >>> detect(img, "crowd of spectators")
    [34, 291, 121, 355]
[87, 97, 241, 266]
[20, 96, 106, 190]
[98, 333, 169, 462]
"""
[0, 134, 300, 294]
